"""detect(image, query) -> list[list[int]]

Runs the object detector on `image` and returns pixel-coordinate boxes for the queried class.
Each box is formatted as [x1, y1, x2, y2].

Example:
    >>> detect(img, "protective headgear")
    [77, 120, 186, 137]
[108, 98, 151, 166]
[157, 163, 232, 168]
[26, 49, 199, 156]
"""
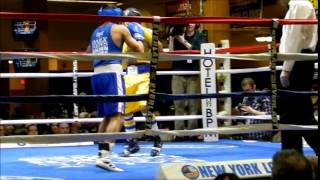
[123, 8, 141, 16]
[97, 7, 122, 16]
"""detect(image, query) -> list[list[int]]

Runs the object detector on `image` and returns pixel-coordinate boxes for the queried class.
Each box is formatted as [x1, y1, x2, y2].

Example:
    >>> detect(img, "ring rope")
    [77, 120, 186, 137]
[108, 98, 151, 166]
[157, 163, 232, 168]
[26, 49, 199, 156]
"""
[0, 12, 317, 25]
[0, 115, 282, 125]
[0, 124, 317, 144]
[0, 42, 278, 61]
[0, 51, 317, 62]
[1, 43, 275, 56]
[0, 90, 317, 104]
[278, 19, 319, 25]
[1, 63, 318, 78]
[0, 116, 202, 125]
[170, 44, 280, 54]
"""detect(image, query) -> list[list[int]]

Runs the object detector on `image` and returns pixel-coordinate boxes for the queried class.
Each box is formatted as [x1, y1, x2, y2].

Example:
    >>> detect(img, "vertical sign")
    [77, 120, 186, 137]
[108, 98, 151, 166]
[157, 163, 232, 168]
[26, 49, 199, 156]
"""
[73, 59, 79, 118]
[145, 16, 160, 130]
[270, 20, 278, 130]
[200, 43, 218, 142]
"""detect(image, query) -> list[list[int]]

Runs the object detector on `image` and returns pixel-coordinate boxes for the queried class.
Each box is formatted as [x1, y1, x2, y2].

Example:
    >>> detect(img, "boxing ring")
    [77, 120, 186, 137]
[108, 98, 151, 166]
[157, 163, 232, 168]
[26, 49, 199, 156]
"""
[1, 141, 315, 180]
[0, 11, 318, 180]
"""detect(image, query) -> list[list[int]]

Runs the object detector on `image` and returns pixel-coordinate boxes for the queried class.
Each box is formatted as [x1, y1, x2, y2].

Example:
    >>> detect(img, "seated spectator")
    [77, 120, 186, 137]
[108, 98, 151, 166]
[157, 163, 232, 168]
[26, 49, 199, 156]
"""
[0, 125, 5, 136]
[306, 156, 318, 180]
[214, 173, 240, 180]
[5, 125, 15, 136]
[70, 122, 82, 134]
[26, 124, 38, 135]
[272, 149, 314, 180]
[235, 77, 271, 140]
[58, 123, 70, 134]
[50, 123, 60, 134]
[235, 78, 271, 116]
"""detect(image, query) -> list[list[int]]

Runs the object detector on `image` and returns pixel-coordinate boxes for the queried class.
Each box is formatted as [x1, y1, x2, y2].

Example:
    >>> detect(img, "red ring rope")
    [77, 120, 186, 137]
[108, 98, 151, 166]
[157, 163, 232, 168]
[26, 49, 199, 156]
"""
[0, 12, 318, 25]
[168, 44, 280, 54]
[0, 43, 280, 56]
[278, 19, 318, 25]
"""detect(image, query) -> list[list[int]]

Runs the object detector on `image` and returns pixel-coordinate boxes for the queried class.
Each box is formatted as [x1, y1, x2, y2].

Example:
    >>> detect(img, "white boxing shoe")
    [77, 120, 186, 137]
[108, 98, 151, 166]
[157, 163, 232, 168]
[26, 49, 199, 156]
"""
[96, 158, 124, 172]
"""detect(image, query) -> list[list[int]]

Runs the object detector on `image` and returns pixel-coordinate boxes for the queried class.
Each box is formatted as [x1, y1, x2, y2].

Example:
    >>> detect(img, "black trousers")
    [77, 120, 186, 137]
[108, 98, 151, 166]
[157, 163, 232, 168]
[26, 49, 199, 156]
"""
[279, 60, 319, 155]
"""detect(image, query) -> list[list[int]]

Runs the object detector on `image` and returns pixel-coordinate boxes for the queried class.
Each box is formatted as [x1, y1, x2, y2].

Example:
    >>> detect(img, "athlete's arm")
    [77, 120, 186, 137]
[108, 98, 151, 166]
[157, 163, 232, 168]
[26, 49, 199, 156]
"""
[120, 26, 144, 53]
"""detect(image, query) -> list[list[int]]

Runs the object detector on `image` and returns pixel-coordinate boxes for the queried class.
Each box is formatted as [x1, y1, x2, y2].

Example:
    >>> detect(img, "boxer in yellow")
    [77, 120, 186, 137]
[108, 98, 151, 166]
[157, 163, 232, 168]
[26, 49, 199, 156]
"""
[121, 8, 163, 157]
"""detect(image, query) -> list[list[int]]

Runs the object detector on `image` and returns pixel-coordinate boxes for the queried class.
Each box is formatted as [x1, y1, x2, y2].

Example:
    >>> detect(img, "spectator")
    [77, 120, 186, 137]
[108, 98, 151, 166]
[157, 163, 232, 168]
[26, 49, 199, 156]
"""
[214, 173, 240, 180]
[235, 77, 271, 140]
[70, 122, 82, 134]
[306, 156, 318, 180]
[236, 78, 271, 116]
[0, 125, 5, 136]
[169, 23, 207, 133]
[5, 125, 15, 136]
[272, 149, 314, 180]
[26, 124, 38, 135]
[58, 123, 70, 134]
[50, 123, 60, 134]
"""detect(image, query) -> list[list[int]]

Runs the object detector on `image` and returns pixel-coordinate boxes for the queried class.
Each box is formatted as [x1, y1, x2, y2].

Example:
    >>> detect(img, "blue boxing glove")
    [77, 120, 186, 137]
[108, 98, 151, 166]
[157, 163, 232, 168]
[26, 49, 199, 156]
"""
[127, 22, 144, 42]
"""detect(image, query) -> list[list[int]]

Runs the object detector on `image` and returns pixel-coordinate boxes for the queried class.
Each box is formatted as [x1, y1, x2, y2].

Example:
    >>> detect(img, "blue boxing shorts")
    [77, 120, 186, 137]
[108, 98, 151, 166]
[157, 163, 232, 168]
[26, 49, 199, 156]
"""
[91, 64, 125, 118]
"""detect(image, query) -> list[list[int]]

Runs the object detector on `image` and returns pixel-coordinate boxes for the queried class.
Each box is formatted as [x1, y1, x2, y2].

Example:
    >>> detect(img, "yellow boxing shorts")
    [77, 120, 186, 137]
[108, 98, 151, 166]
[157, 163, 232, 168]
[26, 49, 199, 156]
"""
[124, 64, 150, 114]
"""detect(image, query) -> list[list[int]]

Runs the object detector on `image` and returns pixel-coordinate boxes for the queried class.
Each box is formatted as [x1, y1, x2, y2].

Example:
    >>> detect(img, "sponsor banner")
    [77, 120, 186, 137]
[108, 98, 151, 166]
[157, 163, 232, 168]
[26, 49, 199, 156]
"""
[200, 43, 218, 142]
[156, 159, 272, 180]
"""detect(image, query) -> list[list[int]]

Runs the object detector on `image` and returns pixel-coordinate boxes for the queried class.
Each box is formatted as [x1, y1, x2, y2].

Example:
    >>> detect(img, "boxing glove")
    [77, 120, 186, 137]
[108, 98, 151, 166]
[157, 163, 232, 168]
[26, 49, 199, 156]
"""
[127, 22, 144, 42]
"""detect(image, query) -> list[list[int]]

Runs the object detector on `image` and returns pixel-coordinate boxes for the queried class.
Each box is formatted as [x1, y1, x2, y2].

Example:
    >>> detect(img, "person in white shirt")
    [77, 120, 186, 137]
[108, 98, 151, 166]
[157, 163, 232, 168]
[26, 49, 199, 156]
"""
[279, 0, 319, 156]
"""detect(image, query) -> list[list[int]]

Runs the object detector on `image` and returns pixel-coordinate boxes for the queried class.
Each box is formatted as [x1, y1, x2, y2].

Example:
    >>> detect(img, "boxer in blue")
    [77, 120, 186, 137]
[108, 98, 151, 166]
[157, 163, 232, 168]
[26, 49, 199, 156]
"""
[88, 6, 144, 172]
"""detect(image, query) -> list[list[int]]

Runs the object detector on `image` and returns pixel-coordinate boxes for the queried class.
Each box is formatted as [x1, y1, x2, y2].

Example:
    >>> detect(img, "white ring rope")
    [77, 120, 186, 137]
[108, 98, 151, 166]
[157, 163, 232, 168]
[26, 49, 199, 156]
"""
[1, 64, 318, 78]
[0, 115, 279, 125]
[0, 52, 317, 62]
[0, 124, 317, 144]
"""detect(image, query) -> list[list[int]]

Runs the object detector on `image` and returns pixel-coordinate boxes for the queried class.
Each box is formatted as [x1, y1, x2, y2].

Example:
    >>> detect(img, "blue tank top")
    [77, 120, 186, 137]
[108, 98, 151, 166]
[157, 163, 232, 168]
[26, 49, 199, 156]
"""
[90, 23, 122, 67]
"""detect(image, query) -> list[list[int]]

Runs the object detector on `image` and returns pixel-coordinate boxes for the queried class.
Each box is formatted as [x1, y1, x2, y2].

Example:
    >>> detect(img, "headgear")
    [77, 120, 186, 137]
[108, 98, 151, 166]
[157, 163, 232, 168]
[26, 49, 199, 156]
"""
[97, 7, 122, 16]
[123, 8, 141, 16]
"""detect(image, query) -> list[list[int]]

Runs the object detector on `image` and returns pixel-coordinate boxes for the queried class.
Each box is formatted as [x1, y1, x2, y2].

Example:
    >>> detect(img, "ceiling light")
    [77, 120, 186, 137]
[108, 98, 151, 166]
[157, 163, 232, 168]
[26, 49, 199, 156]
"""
[255, 36, 272, 42]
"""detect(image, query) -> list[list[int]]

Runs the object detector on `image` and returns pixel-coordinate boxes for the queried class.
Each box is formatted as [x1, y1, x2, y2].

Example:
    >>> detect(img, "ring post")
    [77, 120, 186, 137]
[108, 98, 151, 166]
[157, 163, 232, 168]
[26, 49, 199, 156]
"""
[145, 16, 160, 131]
[72, 58, 79, 118]
[270, 19, 279, 130]
[219, 40, 232, 126]
[200, 43, 218, 142]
